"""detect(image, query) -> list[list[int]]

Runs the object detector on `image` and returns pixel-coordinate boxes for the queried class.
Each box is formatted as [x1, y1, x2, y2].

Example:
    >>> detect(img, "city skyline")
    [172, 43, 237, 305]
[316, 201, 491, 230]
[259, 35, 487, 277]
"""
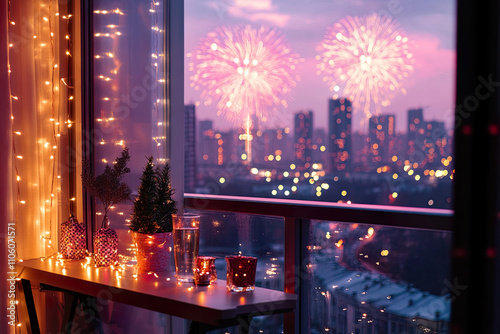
[190, 99, 453, 136]
[189, 100, 453, 209]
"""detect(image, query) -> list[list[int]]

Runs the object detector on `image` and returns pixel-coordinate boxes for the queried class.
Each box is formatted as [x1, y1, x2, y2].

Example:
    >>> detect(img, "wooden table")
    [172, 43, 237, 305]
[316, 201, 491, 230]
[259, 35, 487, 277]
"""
[17, 258, 297, 334]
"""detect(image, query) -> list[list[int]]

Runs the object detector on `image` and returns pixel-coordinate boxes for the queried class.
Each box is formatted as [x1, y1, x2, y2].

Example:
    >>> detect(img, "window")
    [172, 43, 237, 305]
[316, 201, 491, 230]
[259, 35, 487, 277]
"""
[5, 0, 499, 333]
[182, 1, 456, 333]
[91, 0, 168, 251]
[184, 0, 456, 210]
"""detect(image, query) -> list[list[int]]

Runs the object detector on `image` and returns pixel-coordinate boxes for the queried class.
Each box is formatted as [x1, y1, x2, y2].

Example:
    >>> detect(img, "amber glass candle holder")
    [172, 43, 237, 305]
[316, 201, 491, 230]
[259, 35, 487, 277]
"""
[225, 255, 257, 292]
[194, 256, 216, 285]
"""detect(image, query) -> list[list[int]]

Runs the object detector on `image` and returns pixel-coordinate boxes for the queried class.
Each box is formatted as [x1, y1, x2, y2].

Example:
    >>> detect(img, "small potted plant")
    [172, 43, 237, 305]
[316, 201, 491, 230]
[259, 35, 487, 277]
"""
[81, 148, 131, 266]
[130, 156, 177, 272]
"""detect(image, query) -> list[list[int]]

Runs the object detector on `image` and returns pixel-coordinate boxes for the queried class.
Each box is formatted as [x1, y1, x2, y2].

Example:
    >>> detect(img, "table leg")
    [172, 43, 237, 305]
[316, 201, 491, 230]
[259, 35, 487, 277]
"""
[17, 279, 41, 334]
[188, 321, 213, 334]
[284, 311, 296, 333]
[61, 292, 79, 334]
[236, 315, 253, 334]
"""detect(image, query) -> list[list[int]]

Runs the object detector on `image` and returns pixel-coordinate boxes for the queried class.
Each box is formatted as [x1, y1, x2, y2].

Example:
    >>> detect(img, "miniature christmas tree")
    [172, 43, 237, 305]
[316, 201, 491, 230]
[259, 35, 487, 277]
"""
[130, 157, 177, 234]
[81, 147, 132, 228]
[130, 156, 157, 234]
[154, 161, 178, 233]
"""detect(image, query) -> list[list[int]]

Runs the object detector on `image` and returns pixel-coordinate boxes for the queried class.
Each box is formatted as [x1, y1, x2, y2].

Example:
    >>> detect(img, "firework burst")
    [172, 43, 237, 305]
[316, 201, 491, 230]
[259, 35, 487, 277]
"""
[188, 25, 302, 124]
[317, 13, 415, 118]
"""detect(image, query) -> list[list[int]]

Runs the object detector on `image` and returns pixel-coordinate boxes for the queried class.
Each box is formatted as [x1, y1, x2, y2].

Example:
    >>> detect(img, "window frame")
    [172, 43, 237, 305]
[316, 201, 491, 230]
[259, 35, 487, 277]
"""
[175, 2, 458, 334]
[78, 0, 476, 333]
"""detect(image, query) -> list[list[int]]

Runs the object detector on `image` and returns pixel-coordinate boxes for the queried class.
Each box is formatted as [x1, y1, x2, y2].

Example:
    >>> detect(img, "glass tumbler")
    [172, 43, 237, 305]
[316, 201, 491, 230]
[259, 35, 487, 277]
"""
[173, 214, 200, 282]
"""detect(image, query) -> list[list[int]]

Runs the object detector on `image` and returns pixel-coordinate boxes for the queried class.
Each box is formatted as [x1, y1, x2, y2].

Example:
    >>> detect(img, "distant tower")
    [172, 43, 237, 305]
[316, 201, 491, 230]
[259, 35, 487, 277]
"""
[368, 114, 396, 166]
[424, 120, 447, 168]
[329, 98, 352, 173]
[184, 104, 196, 192]
[407, 108, 425, 163]
[198, 120, 217, 166]
[294, 110, 314, 168]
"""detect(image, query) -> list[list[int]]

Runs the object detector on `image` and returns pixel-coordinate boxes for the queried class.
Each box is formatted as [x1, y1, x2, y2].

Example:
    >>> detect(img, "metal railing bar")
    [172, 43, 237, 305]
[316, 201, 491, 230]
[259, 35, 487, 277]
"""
[184, 193, 453, 231]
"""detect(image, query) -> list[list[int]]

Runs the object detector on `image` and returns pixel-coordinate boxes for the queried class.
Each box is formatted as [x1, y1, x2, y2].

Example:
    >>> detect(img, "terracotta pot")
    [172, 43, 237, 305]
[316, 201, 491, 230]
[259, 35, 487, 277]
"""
[94, 227, 119, 266]
[133, 232, 172, 272]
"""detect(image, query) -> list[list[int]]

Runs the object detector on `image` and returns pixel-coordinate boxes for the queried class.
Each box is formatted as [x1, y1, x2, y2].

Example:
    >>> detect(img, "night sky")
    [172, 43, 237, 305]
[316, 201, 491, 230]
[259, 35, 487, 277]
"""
[184, 0, 455, 134]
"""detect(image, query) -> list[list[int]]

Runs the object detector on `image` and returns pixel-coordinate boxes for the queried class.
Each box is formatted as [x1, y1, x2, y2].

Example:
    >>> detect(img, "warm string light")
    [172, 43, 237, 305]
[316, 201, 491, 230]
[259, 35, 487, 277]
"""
[8, 0, 75, 260]
[7, 14, 22, 318]
[46, 0, 57, 242]
[94, 7, 126, 168]
[7, 0, 24, 235]
[61, 3, 77, 213]
[150, 0, 166, 162]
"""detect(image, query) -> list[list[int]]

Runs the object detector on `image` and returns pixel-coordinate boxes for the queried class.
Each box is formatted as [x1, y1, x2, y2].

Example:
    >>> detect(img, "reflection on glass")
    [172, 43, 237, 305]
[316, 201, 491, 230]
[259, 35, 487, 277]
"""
[308, 220, 451, 333]
[93, 0, 166, 249]
[185, 0, 455, 209]
[186, 209, 284, 332]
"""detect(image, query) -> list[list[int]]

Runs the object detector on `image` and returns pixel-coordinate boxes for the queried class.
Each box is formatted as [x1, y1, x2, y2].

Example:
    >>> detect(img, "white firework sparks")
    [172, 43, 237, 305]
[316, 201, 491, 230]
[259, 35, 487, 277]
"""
[317, 13, 415, 118]
[188, 25, 302, 124]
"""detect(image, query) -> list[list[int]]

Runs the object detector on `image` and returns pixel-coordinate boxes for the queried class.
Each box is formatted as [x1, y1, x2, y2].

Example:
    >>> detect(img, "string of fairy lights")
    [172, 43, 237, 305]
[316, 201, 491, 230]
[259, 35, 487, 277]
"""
[8, 0, 74, 257]
[7, 0, 75, 329]
[150, 0, 167, 163]
[93, 2, 165, 163]
[94, 1, 166, 229]
[12, 0, 166, 260]
[7, 0, 20, 234]
[93, 6, 124, 160]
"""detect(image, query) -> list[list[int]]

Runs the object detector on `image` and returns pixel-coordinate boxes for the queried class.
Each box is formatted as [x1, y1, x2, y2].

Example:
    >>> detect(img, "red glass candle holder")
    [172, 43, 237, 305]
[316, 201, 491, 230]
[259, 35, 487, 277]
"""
[61, 217, 87, 260]
[94, 227, 118, 266]
[225, 255, 257, 292]
[194, 256, 216, 285]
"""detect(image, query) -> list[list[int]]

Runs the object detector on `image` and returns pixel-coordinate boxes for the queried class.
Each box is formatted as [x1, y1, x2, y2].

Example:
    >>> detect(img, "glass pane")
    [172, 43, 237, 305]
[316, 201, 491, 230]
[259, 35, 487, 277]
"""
[307, 220, 451, 333]
[186, 208, 285, 333]
[185, 0, 455, 209]
[92, 0, 166, 250]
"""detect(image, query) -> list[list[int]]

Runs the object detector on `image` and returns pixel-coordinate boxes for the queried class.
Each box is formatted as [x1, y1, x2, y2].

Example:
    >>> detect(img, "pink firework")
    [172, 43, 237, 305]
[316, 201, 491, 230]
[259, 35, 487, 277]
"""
[188, 25, 302, 124]
[317, 13, 415, 118]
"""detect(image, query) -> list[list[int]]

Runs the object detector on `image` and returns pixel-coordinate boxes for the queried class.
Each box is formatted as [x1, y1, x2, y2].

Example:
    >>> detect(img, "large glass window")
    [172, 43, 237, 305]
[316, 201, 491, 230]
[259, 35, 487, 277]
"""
[184, 0, 456, 209]
[92, 0, 167, 251]
[307, 221, 451, 333]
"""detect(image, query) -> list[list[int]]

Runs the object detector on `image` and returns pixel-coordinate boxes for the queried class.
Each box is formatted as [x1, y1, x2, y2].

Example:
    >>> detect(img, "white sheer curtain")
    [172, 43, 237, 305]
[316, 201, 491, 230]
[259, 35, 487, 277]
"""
[1, 0, 14, 332]
[2, 0, 73, 331]
[7, 0, 73, 261]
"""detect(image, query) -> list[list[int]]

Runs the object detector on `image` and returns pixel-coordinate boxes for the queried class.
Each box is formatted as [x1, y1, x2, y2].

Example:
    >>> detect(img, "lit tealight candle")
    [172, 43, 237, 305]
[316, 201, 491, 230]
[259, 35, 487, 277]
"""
[194, 256, 216, 285]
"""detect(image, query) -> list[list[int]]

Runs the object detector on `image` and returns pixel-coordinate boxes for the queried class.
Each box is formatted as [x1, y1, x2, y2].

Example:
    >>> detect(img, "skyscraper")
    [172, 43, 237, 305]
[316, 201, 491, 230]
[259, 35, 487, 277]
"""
[184, 104, 196, 192]
[198, 120, 217, 166]
[294, 110, 313, 168]
[424, 120, 448, 168]
[368, 114, 396, 167]
[407, 108, 425, 163]
[329, 98, 352, 173]
[251, 128, 293, 167]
